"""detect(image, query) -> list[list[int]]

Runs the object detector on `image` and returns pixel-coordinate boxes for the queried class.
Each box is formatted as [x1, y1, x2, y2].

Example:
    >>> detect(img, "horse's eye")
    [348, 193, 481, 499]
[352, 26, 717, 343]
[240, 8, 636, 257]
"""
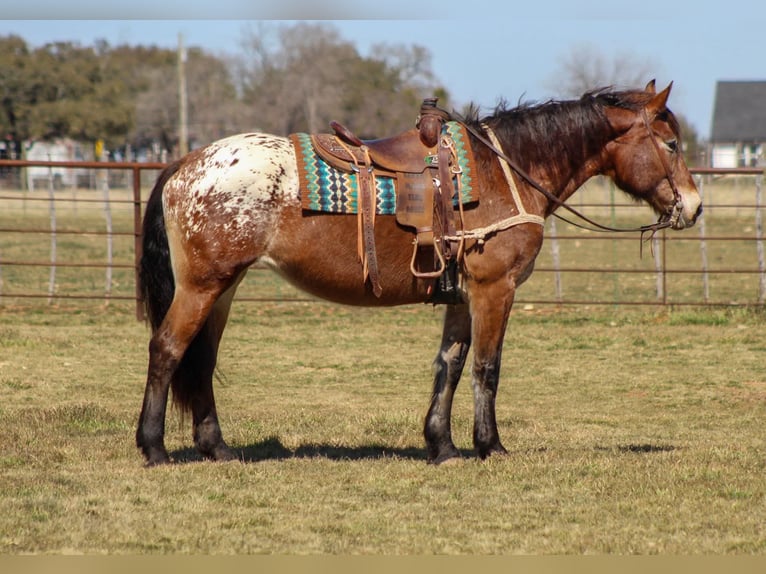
[664, 139, 678, 153]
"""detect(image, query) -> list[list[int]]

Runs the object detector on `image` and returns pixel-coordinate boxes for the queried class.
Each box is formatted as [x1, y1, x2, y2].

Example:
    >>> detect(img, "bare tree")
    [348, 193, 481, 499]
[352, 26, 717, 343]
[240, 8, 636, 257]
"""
[372, 42, 439, 91]
[237, 22, 355, 135]
[186, 52, 249, 143]
[236, 22, 449, 138]
[545, 43, 659, 97]
[133, 48, 246, 154]
[544, 43, 699, 164]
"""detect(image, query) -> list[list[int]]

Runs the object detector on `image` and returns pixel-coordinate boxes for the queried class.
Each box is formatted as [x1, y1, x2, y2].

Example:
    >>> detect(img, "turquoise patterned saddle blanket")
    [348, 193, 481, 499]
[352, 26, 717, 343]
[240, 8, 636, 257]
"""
[290, 121, 479, 215]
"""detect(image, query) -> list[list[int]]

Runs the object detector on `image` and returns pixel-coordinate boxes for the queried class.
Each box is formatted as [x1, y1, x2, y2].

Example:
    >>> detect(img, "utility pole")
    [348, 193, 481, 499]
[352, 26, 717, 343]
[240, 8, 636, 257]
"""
[178, 32, 189, 157]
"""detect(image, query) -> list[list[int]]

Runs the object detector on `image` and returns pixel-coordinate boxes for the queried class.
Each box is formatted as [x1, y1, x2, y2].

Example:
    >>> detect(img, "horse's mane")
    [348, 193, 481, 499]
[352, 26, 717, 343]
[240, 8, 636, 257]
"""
[462, 87, 678, 177]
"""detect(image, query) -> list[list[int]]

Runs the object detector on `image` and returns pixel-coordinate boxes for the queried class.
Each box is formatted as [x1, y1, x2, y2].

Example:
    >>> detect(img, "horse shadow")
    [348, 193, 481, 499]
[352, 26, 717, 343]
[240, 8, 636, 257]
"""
[169, 436, 475, 464]
[169, 438, 677, 464]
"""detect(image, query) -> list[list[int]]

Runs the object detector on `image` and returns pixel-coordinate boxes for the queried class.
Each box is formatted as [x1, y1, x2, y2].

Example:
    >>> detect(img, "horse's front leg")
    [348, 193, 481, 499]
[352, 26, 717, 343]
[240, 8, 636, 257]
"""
[424, 303, 472, 464]
[469, 280, 515, 459]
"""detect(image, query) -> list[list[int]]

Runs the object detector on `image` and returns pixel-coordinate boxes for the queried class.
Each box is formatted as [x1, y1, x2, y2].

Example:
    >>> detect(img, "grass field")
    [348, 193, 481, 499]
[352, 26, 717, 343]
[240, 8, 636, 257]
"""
[1, 175, 765, 554]
[0, 302, 764, 554]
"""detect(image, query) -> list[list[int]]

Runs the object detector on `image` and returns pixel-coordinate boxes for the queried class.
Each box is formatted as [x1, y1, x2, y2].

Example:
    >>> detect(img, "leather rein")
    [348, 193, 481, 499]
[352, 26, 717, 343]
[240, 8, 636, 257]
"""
[456, 108, 684, 239]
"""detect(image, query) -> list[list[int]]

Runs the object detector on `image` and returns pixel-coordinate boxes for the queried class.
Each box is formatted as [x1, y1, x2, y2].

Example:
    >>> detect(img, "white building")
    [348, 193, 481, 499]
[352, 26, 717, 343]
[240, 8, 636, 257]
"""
[25, 138, 93, 190]
[710, 81, 766, 168]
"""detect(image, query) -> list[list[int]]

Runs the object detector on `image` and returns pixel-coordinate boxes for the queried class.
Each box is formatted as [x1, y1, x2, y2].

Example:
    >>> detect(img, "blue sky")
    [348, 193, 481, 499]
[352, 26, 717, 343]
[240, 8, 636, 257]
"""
[2, 1, 764, 138]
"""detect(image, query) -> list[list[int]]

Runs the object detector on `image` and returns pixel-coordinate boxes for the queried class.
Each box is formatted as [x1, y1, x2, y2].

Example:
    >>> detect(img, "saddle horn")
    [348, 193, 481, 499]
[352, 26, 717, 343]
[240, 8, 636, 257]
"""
[416, 98, 451, 148]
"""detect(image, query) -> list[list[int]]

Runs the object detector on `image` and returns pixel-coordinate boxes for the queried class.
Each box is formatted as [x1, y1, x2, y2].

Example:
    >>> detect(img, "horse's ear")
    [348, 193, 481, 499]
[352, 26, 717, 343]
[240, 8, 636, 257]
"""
[645, 79, 656, 94]
[646, 82, 673, 116]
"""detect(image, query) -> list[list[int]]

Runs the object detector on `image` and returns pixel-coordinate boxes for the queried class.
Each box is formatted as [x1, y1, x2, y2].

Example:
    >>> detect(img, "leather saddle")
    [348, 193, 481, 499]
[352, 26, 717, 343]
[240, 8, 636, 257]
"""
[313, 126, 437, 175]
[305, 99, 461, 299]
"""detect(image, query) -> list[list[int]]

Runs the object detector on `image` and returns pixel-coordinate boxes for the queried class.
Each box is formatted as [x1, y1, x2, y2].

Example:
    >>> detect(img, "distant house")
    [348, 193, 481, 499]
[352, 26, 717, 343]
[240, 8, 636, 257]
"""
[710, 81, 766, 168]
[25, 138, 94, 190]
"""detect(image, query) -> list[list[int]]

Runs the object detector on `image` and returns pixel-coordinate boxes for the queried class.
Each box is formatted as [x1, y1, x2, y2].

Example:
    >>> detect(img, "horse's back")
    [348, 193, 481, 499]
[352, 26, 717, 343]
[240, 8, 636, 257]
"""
[164, 132, 300, 217]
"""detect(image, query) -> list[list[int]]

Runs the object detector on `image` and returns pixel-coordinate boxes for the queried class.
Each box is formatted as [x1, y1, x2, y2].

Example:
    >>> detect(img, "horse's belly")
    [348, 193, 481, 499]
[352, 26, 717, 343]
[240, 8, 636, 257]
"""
[264, 209, 430, 306]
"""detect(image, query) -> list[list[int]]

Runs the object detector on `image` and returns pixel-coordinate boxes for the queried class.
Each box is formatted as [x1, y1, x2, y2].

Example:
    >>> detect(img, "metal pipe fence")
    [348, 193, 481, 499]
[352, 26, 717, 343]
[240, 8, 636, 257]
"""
[0, 160, 763, 319]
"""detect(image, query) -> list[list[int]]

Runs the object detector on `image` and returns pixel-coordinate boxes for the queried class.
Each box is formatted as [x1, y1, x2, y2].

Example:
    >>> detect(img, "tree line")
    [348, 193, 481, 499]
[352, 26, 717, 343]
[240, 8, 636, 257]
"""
[0, 22, 449, 161]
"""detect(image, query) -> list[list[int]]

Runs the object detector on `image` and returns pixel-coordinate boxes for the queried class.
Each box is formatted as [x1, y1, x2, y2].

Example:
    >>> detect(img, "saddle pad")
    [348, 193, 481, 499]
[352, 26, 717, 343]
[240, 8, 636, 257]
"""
[290, 121, 478, 215]
[291, 132, 396, 214]
[442, 120, 478, 201]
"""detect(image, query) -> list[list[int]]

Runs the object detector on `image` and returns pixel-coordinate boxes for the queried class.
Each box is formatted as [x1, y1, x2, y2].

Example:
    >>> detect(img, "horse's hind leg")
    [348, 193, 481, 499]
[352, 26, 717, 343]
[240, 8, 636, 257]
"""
[424, 304, 472, 464]
[136, 284, 230, 466]
[184, 275, 245, 461]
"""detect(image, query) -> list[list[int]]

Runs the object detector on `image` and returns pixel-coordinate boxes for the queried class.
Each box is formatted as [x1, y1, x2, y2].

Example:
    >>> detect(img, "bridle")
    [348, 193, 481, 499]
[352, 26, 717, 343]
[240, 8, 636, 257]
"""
[458, 106, 685, 238]
[639, 108, 685, 230]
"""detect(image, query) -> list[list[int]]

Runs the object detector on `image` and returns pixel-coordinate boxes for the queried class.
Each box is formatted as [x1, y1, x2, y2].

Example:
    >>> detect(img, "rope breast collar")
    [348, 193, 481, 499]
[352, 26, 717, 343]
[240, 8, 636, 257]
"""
[444, 124, 544, 245]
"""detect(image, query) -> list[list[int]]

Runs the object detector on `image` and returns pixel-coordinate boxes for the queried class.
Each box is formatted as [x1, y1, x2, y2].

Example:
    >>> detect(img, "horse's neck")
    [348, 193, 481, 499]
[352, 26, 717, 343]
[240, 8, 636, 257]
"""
[530, 127, 611, 214]
[487, 104, 613, 215]
[555, 158, 605, 204]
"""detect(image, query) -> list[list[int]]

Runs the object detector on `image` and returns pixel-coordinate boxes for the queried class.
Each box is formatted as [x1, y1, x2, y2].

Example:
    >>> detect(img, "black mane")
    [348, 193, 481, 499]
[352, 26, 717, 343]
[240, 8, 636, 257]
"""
[463, 88, 672, 180]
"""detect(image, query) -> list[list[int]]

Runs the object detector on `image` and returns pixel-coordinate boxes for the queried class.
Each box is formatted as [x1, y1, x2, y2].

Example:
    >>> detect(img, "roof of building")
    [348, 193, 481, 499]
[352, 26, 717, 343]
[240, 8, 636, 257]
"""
[711, 81, 766, 142]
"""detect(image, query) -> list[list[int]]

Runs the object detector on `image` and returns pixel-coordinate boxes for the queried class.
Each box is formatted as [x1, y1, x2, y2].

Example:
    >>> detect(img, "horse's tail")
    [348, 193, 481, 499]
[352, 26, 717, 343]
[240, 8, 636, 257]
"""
[139, 161, 218, 416]
[139, 161, 182, 331]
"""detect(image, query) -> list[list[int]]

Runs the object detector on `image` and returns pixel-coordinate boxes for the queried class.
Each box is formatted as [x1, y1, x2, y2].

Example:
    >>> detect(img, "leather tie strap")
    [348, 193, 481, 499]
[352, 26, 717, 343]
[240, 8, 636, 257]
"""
[357, 147, 383, 297]
[334, 136, 383, 297]
[436, 137, 458, 254]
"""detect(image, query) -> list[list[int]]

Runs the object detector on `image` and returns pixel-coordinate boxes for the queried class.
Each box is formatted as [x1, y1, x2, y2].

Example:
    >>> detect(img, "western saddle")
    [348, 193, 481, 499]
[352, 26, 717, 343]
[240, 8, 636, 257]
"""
[309, 98, 465, 300]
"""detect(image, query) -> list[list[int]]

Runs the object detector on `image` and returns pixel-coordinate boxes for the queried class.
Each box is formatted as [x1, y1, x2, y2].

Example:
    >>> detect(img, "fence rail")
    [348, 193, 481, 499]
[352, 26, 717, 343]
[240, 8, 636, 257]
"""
[0, 159, 763, 318]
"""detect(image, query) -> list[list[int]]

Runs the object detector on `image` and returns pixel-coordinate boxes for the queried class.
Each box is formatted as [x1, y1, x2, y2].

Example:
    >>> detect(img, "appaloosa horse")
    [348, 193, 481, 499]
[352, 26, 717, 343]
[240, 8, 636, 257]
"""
[136, 81, 701, 466]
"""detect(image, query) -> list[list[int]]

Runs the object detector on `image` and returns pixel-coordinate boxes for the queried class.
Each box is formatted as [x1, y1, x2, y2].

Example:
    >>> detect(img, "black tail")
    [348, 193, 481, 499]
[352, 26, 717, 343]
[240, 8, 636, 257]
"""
[139, 161, 220, 415]
[139, 162, 182, 331]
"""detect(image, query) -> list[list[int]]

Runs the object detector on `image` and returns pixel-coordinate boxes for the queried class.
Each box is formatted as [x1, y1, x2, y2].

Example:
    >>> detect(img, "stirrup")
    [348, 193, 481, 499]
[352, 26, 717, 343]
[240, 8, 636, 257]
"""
[410, 236, 446, 279]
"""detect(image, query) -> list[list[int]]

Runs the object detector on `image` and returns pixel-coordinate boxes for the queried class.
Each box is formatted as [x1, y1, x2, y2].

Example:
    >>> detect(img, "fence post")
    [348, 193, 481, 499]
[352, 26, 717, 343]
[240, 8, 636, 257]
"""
[548, 217, 562, 303]
[755, 174, 765, 304]
[696, 175, 709, 303]
[101, 168, 113, 304]
[133, 165, 145, 321]
[47, 158, 57, 305]
[653, 233, 663, 302]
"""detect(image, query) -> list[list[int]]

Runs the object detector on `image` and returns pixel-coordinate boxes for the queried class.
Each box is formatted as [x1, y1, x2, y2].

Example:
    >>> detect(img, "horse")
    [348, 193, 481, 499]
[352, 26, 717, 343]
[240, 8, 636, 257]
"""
[136, 81, 702, 466]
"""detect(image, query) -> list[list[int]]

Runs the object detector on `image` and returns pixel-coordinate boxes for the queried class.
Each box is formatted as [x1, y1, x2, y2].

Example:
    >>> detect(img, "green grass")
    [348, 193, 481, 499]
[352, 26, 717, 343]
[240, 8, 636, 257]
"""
[0, 303, 764, 554]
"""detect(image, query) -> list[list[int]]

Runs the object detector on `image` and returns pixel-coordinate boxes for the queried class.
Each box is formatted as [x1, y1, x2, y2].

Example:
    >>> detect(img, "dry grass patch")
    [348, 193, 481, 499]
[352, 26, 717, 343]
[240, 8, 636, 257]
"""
[0, 303, 764, 553]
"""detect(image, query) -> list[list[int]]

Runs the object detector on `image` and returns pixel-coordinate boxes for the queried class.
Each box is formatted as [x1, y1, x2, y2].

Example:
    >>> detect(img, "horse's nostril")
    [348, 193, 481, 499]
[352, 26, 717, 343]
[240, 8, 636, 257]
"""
[695, 204, 703, 221]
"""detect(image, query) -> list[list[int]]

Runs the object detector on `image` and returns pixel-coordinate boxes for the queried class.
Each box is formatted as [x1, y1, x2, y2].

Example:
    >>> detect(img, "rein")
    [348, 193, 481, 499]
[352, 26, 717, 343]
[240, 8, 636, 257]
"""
[453, 110, 683, 240]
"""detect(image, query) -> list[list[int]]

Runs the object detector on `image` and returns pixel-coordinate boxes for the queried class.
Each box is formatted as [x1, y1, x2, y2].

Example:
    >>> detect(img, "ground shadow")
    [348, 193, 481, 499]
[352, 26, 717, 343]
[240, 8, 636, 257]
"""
[169, 436, 475, 464]
[169, 440, 678, 464]
[596, 443, 679, 454]
[617, 443, 678, 454]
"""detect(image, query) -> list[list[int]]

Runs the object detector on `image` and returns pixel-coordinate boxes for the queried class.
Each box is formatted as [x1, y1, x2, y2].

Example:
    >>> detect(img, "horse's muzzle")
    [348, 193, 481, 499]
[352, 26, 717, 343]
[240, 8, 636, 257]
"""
[670, 191, 703, 230]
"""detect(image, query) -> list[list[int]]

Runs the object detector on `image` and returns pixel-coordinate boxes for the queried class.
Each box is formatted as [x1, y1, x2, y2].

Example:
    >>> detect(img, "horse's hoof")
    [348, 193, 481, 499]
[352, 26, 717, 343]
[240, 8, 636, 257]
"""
[478, 445, 509, 460]
[139, 442, 171, 466]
